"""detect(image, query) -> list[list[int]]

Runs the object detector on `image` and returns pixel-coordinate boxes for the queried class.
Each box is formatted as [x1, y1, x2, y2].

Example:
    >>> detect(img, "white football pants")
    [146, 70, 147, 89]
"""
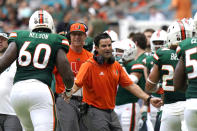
[160, 101, 187, 131]
[184, 99, 197, 131]
[10, 79, 56, 131]
[114, 103, 141, 131]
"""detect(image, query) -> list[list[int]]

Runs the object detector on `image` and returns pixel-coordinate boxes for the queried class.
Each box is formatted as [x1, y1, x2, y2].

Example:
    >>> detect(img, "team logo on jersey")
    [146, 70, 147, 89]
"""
[99, 72, 104, 76]
[77, 58, 80, 61]
[114, 70, 118, 75]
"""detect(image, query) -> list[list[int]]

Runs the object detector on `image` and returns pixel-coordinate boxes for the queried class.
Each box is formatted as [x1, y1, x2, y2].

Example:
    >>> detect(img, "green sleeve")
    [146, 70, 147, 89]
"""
[50, 74, 56, 94]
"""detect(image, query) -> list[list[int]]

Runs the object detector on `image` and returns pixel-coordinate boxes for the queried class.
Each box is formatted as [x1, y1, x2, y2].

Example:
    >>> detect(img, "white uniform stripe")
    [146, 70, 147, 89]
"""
[10, 32, 17, 37]
[62, 39, 69, 46]
[132, 64, 144, 70]
[176, 46, 181, 54]
[153, 53, 159, 61]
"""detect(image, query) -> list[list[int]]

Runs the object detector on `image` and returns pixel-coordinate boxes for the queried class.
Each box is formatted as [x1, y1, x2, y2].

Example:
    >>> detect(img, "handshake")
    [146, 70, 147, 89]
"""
[62, 88, 73, 102]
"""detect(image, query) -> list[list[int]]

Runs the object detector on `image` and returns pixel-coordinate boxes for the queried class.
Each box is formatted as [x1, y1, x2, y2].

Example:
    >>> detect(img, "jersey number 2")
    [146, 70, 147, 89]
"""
[162, 65, 174, 91]
[18, 41, 51, 69]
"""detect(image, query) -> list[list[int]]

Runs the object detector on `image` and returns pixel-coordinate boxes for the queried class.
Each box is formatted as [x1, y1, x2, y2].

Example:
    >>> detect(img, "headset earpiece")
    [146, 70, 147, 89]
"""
[107, 56, 115, 64]
[93, 55, 104, 64]
[93, 51, 115, 65]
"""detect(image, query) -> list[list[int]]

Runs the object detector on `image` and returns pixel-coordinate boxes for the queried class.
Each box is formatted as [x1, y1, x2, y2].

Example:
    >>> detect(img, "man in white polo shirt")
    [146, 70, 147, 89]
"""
[0, 32, 22, 131]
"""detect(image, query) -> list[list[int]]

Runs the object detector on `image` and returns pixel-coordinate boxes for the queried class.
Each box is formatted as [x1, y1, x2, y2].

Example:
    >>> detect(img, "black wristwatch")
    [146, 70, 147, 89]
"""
[146, 96, 152, 104]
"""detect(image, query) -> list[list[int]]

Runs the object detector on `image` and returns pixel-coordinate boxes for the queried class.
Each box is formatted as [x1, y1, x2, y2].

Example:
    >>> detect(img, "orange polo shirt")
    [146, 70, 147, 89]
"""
[53, 47, 93, 94]
[75, 57, 133, 109]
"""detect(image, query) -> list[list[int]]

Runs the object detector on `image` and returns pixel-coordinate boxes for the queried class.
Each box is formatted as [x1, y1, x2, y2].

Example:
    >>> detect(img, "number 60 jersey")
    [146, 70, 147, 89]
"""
[8, 30, 69, 87]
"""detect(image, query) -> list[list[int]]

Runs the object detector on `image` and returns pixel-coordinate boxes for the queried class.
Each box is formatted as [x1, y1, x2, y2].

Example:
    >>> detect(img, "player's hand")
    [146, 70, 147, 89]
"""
[62, 93, 70, 103]
[62, 88, 73, 103]
[150, 97, 163, 108]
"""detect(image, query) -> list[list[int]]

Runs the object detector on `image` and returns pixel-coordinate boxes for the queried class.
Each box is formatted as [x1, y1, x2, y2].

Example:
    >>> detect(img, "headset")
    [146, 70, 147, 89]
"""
[93, 50, 115, 64]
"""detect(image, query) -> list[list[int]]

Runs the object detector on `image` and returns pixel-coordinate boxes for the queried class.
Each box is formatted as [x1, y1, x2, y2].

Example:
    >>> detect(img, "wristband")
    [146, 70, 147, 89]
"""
[66, 88, 72, 92]
[146, 96, 152, 104]
[65, 88, 72, 96]
[147, 77, 157, 85]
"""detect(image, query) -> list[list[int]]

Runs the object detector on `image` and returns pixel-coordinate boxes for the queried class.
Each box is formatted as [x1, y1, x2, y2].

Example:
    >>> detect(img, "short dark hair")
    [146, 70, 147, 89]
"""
[56, 22, 69, 34]
[128, 32, 135, 39]
[133, 33, 147, 50]
[144, 28, 155, 33]
[94, 33, 112, 47]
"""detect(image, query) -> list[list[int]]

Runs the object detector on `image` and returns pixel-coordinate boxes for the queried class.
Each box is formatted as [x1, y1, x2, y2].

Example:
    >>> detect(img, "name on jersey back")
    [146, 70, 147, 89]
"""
[171, 53, 178, 60]
[29, 32, 48, 39]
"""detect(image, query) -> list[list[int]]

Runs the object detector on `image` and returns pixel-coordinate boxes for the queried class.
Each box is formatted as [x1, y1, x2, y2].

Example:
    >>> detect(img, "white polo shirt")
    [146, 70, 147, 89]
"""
[0, 61, 16, 115]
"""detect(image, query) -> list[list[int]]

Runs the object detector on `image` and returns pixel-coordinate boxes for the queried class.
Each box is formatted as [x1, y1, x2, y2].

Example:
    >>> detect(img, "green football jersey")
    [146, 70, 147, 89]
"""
[177, 38, 197, 99]
[146, 53, 162, 97]
[146, 53, 154, 73]
[116, 53, 147, 105]
[8, 30, 69, 87]
[153, 48, 186, 104]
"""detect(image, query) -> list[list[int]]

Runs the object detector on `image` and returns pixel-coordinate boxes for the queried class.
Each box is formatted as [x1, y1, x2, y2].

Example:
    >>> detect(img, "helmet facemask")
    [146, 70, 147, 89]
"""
[112, 39, 137, 64]
[150, 30, 167, 52]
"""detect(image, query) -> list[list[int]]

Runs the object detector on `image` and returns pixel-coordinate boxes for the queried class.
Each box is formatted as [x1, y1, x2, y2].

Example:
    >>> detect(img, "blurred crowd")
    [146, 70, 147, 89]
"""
[0, 0, 196, 33]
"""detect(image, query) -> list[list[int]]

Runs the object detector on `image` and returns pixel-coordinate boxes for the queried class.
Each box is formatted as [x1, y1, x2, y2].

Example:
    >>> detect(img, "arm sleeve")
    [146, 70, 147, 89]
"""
[153, 50, 160, 65]
[56, 34, 70, 53]
[129, 74, 139, 84]
[119, 65, 133, 87]
[8, 31, 18, 44]
[176, 45, 183, 58]
[75, 62, 90, 87]
[131, 63, 145, 74]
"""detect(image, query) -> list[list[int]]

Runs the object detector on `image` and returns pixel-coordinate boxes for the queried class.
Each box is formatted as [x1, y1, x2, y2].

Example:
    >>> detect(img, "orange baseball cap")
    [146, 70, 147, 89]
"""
[70, 23, 86, 33]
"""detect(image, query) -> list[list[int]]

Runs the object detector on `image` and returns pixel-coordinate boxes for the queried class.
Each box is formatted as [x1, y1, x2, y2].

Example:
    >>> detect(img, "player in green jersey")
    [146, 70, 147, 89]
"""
[115, 33, 150, 131]
[0, 10, 74, 131]
[174, 13, 197, 131]
[144, 29, 167, 130]
[146, 20, 193, 131]
[174, 37, 197, 131]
